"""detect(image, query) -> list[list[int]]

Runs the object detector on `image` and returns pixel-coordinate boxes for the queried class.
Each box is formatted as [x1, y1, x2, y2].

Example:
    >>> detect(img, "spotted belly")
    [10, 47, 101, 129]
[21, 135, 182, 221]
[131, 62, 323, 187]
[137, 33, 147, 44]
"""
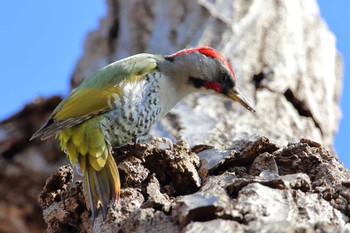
[104, 72, 163, 147]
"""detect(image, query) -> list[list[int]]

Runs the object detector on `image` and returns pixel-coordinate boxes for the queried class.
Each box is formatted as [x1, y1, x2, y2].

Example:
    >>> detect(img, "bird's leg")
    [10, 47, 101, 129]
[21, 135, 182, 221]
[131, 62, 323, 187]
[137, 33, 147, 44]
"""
[134, 134, 153, 144]
[151, 136, 174, 150]
[73, 163, 83, 177]
[135, 134, 173, 150]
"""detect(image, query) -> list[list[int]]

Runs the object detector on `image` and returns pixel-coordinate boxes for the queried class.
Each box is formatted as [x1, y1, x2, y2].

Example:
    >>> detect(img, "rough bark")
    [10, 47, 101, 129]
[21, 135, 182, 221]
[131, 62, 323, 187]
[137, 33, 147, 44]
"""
[0, 0, 345, 232]
[0, 97, 64, 233]
[40, 138, 350, 232]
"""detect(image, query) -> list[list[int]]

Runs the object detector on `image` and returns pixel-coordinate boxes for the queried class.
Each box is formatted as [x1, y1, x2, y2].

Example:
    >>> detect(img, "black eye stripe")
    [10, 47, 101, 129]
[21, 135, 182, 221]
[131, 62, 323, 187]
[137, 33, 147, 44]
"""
[188, 73, 234, 92]
[188, 76, 206, 88]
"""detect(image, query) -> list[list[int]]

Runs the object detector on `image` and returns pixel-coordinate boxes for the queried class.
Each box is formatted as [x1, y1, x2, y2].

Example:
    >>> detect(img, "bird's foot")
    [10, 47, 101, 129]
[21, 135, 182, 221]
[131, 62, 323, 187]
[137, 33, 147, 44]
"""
[73, 163, 83, 177]
[151, 136, 174, 150]
[135, 135, 173, 150]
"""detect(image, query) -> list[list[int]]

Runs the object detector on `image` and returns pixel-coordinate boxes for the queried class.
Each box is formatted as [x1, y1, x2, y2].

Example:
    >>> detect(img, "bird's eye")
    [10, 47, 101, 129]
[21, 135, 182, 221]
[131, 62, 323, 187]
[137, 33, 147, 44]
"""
[219, 72, 234, 88]
[218, 72, 228, 82]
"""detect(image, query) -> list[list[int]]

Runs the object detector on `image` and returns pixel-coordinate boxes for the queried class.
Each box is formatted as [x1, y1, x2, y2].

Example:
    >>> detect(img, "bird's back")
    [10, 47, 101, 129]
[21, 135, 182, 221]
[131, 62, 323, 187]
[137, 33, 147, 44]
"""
[31, 53, 164, 141]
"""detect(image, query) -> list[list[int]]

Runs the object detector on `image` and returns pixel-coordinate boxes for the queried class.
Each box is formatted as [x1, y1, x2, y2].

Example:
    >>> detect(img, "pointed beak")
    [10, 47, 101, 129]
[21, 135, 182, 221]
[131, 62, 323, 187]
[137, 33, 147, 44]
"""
[228, 87, 256, 112]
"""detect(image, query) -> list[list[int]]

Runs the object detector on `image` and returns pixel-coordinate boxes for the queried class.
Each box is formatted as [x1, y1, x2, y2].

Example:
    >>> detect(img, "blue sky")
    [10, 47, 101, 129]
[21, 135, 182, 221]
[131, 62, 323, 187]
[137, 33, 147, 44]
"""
[0, 1, 348, 166]
[318, 0, 350, 167]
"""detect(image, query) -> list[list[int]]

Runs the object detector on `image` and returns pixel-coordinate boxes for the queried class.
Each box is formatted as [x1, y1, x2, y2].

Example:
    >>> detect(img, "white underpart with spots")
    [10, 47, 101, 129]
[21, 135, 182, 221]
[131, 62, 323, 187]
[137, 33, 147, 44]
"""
[104, 72, 165, 146]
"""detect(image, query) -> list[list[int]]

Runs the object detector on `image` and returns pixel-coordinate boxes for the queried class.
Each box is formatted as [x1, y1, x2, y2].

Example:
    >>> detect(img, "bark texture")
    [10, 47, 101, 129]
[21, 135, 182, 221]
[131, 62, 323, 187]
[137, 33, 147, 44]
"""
[0, 0, 345, 232]
[40, 138, 350, 232]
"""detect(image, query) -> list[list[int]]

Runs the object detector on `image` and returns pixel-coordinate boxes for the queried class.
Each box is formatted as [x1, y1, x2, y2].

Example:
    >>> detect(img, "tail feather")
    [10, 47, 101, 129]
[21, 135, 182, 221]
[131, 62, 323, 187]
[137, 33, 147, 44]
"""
[55, 119, 120, 223]
[93, 165, 110, 219]
[85, 165, 99, 221]
[84, 154, 120, 223]
[106, 154, 121, 204]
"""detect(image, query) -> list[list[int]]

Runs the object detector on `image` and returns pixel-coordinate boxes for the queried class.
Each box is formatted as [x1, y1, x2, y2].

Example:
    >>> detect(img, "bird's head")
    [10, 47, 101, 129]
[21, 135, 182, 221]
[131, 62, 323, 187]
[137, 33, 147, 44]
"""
[162, 46, 255, 112]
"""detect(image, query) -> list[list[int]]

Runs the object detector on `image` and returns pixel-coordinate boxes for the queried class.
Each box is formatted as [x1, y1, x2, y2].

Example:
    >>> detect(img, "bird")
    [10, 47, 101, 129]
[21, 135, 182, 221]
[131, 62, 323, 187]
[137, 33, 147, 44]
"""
[31, 46, 255, 222]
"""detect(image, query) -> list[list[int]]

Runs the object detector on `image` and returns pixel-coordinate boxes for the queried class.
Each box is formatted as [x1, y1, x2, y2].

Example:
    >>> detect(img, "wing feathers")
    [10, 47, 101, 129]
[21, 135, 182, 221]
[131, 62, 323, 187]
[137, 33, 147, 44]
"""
[31, 53, 161, 140]
[54, 87, 122, 121]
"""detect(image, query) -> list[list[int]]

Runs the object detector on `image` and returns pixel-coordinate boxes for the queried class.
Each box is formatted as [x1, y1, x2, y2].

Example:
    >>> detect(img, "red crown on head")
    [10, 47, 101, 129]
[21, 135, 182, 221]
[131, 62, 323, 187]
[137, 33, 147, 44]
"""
[170, 46, 236, 78]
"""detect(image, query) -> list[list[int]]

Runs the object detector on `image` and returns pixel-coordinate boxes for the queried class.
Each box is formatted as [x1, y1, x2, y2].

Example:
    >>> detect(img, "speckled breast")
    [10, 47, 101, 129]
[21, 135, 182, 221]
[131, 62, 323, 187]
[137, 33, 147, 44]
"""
[104, 72, 163, 147]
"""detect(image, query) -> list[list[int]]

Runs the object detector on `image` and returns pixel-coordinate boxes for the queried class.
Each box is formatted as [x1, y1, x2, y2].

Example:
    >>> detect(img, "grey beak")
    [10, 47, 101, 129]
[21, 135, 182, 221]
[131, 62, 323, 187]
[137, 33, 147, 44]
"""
[227, 87, 256, 112]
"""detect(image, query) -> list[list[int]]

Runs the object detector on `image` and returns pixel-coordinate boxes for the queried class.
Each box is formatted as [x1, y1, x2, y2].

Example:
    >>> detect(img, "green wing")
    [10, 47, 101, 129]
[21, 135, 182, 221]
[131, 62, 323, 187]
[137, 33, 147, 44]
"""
[32, 53, 163, 140]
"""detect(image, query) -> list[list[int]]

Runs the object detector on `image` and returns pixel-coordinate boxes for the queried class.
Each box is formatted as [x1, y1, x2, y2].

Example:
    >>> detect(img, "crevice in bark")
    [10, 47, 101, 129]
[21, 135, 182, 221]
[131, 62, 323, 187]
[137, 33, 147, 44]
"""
[252, 72, 266, 89]
[108, 18, 119, 52]
[283, 88, 323, 135]
[107, 1, 120, 54]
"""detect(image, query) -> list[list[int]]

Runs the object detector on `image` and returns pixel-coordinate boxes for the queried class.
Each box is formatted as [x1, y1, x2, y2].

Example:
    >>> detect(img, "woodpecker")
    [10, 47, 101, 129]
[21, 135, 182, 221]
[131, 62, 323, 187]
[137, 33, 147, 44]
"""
[31, 46, 255, 222]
